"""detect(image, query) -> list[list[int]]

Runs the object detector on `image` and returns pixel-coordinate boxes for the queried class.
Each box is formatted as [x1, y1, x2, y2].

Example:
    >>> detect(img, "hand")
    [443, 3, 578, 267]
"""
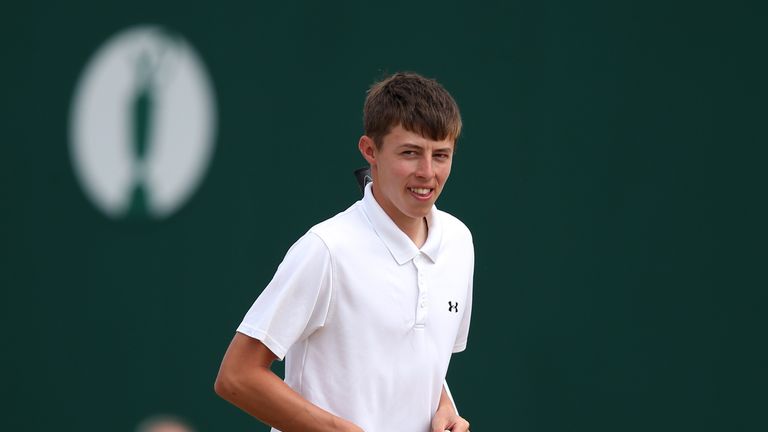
[431, 407, 470, 432]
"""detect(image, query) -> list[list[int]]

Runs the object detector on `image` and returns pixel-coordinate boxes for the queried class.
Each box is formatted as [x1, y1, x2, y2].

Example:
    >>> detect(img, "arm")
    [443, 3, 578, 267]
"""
[214, 333, 363, 432]
[431, 384, 471, 432]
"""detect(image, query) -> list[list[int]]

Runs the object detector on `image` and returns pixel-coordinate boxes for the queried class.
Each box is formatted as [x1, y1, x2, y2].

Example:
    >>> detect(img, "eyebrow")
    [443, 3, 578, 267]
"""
[398, 143, 454, 152]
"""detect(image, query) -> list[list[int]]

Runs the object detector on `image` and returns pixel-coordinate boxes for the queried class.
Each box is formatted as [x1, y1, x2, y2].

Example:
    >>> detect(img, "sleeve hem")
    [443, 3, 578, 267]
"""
[236, 325, 288, 360]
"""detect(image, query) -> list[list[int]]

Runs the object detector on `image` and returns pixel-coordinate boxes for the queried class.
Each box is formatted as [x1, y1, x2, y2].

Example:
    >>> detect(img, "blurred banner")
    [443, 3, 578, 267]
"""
[1, 1, 766, 431]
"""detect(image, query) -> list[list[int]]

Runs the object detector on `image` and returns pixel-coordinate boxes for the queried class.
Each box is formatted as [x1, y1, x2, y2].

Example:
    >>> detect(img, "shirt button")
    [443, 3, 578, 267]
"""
[420, 301, 427, 308]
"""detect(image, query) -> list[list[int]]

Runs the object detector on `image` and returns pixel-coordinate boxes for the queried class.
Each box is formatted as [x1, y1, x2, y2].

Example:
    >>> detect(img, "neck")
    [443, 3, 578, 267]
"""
[402, 217, 429, 248]
[369, 185, 429, 247]
[382, 207, 428, 247]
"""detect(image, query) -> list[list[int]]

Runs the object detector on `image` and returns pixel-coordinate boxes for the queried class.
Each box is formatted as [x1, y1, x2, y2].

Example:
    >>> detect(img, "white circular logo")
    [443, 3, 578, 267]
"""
[70, 25, 217, 220]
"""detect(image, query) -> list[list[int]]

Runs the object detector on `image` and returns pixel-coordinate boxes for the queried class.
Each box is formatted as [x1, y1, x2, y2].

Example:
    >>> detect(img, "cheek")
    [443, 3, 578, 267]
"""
[438, 164, 452, 183]
[390, 163, 413, 180]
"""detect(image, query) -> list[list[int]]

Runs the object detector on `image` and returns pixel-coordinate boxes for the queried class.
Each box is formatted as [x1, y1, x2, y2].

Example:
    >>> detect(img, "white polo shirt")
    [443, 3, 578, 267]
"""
[237, 182, 474, 432]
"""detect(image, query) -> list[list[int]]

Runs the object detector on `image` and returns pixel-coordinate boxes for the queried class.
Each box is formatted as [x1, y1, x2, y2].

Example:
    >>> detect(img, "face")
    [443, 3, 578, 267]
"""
[359, 124, 455, 229]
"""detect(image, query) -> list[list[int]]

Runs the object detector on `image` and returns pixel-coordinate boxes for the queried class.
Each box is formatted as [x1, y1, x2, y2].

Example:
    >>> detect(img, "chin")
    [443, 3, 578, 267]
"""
[406, 208, 432, 219]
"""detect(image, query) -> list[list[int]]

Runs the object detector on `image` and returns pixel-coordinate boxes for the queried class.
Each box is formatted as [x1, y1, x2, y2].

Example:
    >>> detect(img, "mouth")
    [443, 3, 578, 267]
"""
[408, 187, 434, 200]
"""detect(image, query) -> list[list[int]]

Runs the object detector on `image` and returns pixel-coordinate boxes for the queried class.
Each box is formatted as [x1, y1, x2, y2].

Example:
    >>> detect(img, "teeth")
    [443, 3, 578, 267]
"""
[409, 188, 431, 195]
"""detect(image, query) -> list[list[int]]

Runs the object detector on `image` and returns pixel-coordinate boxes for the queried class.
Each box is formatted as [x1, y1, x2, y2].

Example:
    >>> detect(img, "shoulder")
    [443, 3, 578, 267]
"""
[307, 201, 370, 247]
[278, 202, 365, 261]
[435, 208, 473, 243]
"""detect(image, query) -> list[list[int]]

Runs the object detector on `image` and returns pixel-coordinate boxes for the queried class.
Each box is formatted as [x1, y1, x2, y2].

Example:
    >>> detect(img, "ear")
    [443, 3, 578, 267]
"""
[358, 135, 377, 166]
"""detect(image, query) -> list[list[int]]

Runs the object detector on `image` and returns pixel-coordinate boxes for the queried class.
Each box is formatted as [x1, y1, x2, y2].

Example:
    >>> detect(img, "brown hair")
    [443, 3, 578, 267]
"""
[363, 72, 462, 148]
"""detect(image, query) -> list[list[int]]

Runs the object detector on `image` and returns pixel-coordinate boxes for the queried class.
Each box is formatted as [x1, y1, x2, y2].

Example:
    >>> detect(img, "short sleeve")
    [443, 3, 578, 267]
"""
[452, 241, 474, 353]
[237, 232, 333, 360]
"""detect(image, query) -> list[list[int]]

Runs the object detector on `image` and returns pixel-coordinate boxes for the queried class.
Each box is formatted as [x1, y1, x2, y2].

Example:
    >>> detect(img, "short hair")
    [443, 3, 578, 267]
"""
[363, 72, 462, 148]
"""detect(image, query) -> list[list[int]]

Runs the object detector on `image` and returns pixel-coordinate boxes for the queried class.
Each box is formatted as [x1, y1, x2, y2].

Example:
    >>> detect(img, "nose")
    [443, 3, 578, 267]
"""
[415, 154, 434, 179]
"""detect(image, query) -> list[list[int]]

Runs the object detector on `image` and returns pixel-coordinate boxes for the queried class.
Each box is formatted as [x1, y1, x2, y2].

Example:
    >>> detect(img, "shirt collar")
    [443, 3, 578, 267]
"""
[361, 182, 443, 265]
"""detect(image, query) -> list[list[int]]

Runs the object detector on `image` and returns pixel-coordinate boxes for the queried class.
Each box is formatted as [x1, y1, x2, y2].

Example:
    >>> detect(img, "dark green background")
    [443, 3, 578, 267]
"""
[2, 1, 766, 431]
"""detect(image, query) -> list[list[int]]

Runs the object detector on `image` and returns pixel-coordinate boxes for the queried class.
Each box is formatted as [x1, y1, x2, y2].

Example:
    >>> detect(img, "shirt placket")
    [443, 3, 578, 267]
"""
[413, 253, 428, 328]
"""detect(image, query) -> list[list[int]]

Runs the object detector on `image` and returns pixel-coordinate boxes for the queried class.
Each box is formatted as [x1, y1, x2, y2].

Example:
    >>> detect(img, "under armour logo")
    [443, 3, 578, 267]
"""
[448, 301, 459, 313]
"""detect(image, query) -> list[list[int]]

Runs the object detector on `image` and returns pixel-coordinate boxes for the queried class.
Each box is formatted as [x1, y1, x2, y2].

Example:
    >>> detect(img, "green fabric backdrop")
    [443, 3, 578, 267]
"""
[1, 1, 766, 431]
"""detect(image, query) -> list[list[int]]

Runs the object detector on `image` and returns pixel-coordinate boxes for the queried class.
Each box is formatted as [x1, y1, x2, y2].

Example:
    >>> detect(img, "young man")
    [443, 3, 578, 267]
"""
[215, 72, 473, 432]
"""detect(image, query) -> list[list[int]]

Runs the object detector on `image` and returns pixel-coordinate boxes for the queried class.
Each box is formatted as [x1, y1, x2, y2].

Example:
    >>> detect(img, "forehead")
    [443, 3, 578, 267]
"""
[381, 124, 455, 150]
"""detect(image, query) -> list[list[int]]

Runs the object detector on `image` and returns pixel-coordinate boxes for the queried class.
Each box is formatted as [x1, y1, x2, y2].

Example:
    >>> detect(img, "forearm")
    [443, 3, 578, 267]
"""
[436, 384, 456, 415]
[218, 366, 355, 431]
[215, 334, 361, 432]
[431, 383, 470, 432]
